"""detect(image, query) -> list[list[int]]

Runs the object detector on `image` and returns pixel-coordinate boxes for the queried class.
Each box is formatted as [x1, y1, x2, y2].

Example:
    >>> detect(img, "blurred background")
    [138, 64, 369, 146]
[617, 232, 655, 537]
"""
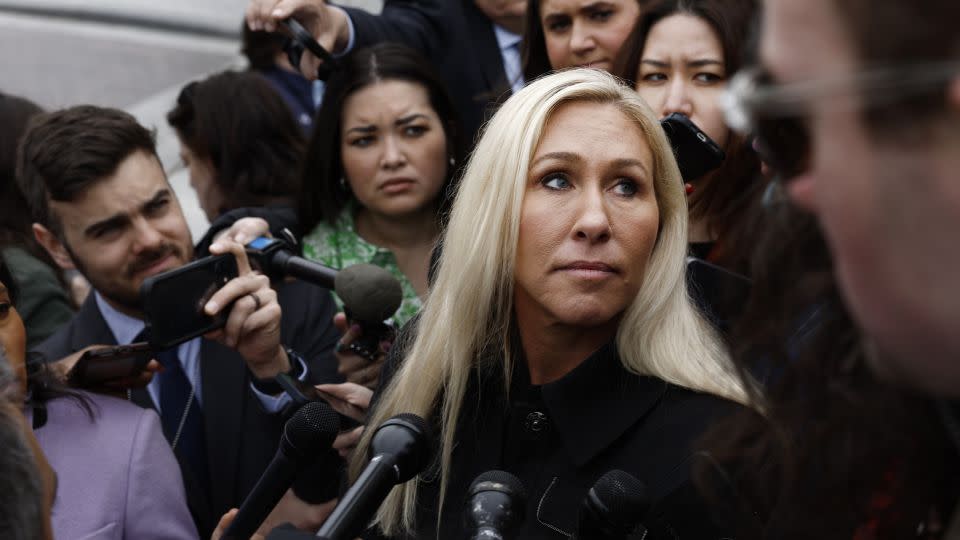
[0, 0, 381, 239]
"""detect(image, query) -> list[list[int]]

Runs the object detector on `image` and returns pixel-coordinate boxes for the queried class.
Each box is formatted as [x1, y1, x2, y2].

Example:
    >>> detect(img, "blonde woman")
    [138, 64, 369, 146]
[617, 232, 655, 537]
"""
[358, 68, 750, 539]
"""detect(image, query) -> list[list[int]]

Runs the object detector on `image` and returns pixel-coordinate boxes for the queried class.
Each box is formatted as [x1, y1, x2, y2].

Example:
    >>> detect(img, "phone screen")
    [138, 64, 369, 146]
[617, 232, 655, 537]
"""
[140, 254, 239, 349]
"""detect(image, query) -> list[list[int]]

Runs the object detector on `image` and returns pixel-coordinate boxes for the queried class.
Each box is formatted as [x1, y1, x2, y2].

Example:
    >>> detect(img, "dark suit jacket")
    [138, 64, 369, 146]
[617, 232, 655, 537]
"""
[341, 0, 513, 144]
[34, 280, 341, 538]
[369, 342, 740, 539]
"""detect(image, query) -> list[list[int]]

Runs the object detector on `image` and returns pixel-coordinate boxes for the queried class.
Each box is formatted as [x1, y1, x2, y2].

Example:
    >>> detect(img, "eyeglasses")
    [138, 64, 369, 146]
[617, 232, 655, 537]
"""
[723, 62, 960, 179]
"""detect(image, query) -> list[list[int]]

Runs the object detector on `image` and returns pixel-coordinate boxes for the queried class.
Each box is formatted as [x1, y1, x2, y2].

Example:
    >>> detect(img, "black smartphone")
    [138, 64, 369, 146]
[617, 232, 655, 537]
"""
[68, 342, 152, 388]
[276, 373, 362, 431]
[279, 18, 338, 81]
[140, 254, 239, 350]
[661, 113, 726, 182]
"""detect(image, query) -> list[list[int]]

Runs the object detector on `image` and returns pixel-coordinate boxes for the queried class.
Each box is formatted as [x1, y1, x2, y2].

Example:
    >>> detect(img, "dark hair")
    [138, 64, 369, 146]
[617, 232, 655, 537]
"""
[16, 106, 158, 238]
[0, 95, 47, 255]
[299, 43, 465, 230]
[0, 353, 44, 540]
[167, 71, 305, 217]
[696, 200, 954, 538]
[522, 0, 648, 83]
[241, 23, 288, 71]
[613, 0, 761, 263]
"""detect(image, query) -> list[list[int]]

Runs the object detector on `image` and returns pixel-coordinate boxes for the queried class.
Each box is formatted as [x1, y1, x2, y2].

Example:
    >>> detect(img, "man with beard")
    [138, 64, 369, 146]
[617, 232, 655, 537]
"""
[17, 105, 341, 537]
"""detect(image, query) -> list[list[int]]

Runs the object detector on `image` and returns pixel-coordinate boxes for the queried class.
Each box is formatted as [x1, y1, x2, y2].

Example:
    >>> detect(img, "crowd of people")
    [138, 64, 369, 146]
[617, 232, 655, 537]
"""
[1, 0, 958, 538]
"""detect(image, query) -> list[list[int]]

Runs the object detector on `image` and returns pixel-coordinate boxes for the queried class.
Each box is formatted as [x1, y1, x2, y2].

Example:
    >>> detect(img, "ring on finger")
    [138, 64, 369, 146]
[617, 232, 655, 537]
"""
[248, 292, 261, 311]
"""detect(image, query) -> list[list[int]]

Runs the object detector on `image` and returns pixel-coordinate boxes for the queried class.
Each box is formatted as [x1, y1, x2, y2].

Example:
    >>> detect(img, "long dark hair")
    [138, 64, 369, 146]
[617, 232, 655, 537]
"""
[613, 0, 761, 268]
[167, 70, 305, 217]
[298, 43, 465, 230]
[696, 197, 954, 538]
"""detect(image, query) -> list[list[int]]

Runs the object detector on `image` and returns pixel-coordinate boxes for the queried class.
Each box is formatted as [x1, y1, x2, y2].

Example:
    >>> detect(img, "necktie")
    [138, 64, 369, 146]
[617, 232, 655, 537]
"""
[155, 347, 210, 491]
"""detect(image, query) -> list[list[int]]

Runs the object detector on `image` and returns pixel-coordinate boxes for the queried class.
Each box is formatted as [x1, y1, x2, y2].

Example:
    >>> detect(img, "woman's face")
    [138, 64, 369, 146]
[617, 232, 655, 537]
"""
[0, 280, 27, 397]
[635, 14, 730, 148]
[514, 100, 660, 330]
[340, 80, 449, 219]
[178, 143, 224, 222]
[540, 0, 641, 72]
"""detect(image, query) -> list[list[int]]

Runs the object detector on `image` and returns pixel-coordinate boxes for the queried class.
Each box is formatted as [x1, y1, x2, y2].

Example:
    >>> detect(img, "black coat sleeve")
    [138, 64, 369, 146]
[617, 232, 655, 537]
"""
[277, 279, 343, 385]
[339, 0, 445, 58]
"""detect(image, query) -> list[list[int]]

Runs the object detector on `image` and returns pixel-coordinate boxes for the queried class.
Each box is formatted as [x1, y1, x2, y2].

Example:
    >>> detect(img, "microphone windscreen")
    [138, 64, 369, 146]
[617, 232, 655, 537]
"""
[284, 401, 341, 459]
[334, 264, 403, 323]
[371, 413, 432, 482]
[590, 470, 649, 528]
[468, 470, 526, 502]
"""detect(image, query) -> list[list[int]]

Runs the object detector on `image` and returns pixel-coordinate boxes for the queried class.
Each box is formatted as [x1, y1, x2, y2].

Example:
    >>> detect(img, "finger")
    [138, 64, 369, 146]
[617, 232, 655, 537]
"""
[209, 239, 254, 276]
[236, 303, 283, 349]
[337, 324, 362, 348]
[333, 426, 364, 452]
[355, 362, 382, 388]
[332, 312, 348, 333]
[337, 353, 367, 377]
[315, 382, 371, 405]
[228, 287, 279, 348]
[212, 509, 239, 540]
[205, 273, 269, 316]
[222, 292, 260, 348]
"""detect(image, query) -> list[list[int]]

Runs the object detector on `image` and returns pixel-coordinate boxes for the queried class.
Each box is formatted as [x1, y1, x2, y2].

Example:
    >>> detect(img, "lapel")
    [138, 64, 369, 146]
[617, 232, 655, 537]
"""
[67, 294, 119, 351]
[461, 0, 512, 102]
[199, 338, 246, 512]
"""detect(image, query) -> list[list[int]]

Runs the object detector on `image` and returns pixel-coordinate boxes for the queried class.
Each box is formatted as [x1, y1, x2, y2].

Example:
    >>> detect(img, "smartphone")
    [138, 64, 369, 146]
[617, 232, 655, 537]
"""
[275, 373, 362, 431]
[661, 113, 726, 182]
[68, 342, 152, 388]
[140, 254, 239, 350]
[279, 18, 338, 81]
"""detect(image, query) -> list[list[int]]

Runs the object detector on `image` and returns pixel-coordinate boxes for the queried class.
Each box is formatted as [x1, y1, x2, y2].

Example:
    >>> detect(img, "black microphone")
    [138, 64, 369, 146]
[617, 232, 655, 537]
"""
[222, 402, 341, 540]
[464, 470, 527, 540]
[315, 413, 432, 540]
[574, 470, 650, 540]
[246, 237, 402, 357]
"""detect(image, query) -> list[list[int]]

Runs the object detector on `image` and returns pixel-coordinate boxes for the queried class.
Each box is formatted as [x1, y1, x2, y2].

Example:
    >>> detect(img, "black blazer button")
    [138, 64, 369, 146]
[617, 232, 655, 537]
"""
[525, 411, 548, 433]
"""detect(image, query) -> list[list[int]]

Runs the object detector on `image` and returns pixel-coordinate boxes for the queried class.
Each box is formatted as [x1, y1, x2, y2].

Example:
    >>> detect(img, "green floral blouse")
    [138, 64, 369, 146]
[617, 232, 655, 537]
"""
[302, 210, 422, 325]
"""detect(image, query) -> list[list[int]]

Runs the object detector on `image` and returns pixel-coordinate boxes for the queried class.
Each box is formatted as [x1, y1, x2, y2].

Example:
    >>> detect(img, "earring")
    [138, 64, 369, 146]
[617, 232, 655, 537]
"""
[339, 177, 347, 191]
[449, 157, 456, 167]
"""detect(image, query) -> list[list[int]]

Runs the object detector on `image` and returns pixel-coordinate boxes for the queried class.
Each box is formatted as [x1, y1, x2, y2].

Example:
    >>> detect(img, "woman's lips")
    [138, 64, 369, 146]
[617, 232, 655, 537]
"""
[557, 261, 619, 279]
[380, 178, 417, 194]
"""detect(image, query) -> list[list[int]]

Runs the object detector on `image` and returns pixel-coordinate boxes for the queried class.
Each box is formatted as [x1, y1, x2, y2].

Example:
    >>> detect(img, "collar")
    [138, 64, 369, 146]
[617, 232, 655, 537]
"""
[539, 342, 669, 466]
[493, 24, 522, 53]
[95, 291, 145, 345]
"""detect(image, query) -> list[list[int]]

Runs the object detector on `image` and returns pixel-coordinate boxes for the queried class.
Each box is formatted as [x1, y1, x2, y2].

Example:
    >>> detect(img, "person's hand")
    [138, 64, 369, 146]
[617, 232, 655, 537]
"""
[315, 382, 372, 422]
[213, 217, 272, 247]
[205, 240, 289, 380]
[210, 489, 337, 540]
[51, 346, 162, 398]
[211, 509, 265, 540]
[245, 0, 351, 79]
[333, 426, 364, 461]
[332, 312, 388, 390]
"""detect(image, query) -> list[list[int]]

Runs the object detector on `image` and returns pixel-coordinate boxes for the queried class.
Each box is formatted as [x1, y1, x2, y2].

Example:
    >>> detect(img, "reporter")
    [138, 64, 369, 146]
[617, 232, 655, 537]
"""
[358, 69, 748, 539]
[616, 0, 761, 267]
[18, 106, 340, 537]
[1, 259, 198, 539]
[522, 0, 643, 81]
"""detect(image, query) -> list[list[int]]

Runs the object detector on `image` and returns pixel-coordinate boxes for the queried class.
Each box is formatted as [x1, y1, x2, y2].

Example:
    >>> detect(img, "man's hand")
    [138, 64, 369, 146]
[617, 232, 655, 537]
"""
[214, 217, 272, 247]
[205, 240, 289, 380]
[245, 0, 351, 79]
[332, 312, 387, 390]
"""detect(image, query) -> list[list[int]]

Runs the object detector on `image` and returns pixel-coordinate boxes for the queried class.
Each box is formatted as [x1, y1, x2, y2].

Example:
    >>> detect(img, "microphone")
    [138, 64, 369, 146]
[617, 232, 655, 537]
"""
[222, 402, 341, 540]
[315, 413, 432, 540]
[464, 470, 526, 540]
[574, 470, 650, 540]
[246, 237, 402, 356]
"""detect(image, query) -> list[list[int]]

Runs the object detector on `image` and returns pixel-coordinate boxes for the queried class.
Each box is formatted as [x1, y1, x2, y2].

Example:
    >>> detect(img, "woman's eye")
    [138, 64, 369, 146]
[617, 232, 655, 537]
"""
[640, 72, 667, 83]
[590, 9, 614, 22]
[546, 18, 570, 33]
[404, 125, 427, 137]
[0, 302, 11, 319]
[349, 136, 375, 148]
[542, 173, 572, 190]
[613, 179, 639, 196]
[695, 72, 724, 84]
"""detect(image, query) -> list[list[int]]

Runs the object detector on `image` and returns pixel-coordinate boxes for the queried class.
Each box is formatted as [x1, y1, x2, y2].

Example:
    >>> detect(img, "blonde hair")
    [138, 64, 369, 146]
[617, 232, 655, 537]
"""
[353, 68, 749, 536]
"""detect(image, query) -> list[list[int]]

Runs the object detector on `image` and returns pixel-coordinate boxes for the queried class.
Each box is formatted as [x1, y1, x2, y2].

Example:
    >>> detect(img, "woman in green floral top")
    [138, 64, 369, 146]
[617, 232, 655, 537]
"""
[298, 44, 465, 386]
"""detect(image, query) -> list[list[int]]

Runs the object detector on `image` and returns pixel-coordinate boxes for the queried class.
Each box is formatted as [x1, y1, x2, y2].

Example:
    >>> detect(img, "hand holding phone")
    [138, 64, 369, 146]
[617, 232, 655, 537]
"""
[62, 343, 160, 393]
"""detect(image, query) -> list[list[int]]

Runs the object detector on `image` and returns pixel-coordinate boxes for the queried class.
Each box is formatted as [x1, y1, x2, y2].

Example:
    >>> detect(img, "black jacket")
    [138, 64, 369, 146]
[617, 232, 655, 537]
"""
[342, 0, 513, 144]
[34, 280, 341, 538]
[370, 341, 741, 539]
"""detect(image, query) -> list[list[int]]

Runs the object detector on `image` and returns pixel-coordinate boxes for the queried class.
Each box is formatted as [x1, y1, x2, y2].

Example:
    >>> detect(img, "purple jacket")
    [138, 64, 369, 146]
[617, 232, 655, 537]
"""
[28, 393, 198, 540]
